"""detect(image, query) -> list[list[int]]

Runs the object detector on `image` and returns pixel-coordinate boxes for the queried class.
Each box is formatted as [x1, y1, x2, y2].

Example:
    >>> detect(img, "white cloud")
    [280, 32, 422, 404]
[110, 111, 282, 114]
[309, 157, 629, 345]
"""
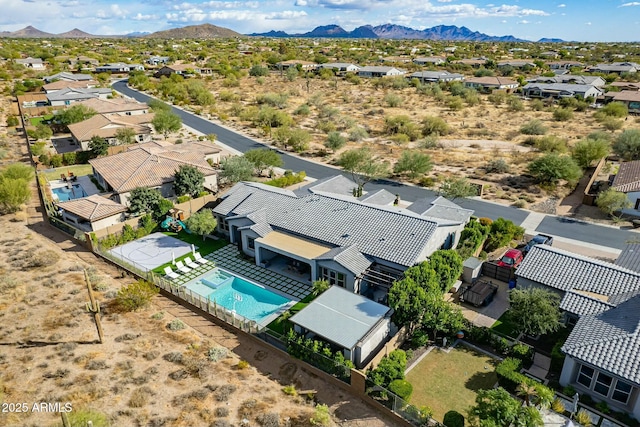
[557, 3, 566, 7]
[585, 22, 592, 25]
[518, 20, 530, 24]
[266, 10, 308, 19]
[132, 13, 159, 21]
[620, 2, 640, 6]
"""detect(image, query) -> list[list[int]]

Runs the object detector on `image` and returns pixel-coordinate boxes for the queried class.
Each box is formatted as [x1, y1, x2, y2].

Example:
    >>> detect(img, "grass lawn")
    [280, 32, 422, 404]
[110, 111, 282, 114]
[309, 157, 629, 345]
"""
[29, 114, 53, 126]
[406, 345, 499, 422]
[267, 293, 316, 335]
[42, 164, 94, 180]
[151, 231, 228, 275]
[491, 312, 520, 339]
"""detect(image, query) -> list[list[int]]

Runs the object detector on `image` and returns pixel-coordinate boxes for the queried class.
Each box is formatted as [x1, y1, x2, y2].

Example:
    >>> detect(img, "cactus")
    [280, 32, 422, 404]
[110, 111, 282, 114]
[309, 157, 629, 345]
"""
[86, 301, 101, 314]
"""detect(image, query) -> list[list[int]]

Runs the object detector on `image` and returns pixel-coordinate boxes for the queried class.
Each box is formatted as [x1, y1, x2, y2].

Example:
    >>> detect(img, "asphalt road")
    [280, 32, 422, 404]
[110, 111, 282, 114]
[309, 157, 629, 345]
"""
[114, 81, 636, 249]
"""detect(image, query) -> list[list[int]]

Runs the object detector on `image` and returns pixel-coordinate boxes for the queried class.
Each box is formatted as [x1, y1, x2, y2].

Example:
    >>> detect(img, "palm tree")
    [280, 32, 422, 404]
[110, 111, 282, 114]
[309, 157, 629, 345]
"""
[517, 382, 538, 407]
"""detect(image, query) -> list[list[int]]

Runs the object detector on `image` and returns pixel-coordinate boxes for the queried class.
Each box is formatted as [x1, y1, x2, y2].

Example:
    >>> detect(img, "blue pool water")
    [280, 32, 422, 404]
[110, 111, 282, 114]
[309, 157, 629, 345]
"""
[186, 268, 292, 323]
[52, 184, 88, 201]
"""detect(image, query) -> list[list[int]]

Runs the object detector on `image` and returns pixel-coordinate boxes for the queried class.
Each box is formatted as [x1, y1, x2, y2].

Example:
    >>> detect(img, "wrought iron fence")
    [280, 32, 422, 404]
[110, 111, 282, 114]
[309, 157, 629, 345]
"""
[365, 379, 440, 427]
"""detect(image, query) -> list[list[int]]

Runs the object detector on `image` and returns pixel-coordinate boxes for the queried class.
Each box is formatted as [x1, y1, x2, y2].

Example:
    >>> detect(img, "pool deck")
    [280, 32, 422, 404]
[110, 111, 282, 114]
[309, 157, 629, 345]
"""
[168, 244, 312, 301]
[49, 175, 101, 199]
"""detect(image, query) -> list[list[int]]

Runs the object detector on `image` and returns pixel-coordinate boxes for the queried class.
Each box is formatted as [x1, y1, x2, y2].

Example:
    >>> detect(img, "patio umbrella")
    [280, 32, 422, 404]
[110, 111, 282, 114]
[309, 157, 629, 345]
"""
[172, 251, 176, 265]
[191, 244, 196, 255]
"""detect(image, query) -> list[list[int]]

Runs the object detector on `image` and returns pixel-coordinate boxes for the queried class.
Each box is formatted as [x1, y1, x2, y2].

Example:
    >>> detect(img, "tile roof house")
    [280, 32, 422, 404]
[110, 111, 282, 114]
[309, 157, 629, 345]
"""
[43, 79, 99, 93]
[275, 60, 317, 70]
[464, 76, 519, 93]
[47, 87, 112, 107]
[74, 98, 149, 116]
[68, 113, 155, 150]
[57, 194, 127, 232]
[515, 245, 640, 320]
[409, 71, 464, 83]
[15, 57, 45, 69]
[529, 75, 606, 87]
[546, 60, 584, 70]
[413, 56, 446, 65]
[95, 63, 145, 73]
[290, 286, 395, 368]
[522, 83, 603, 100]
[560, 295, 640, 418]
[357, 66, 406, 78]
[608, 91, 640, 114]
[615, 242, 640, 273]
[611, 160, 640, 216]
[154, 64, 208, 78]
[44, 72, 94, 83]
[213, 179, 471, 295]
[587, 62, 639, 74]
[89, 141, 220, 207]
[316, 63, 360, 73]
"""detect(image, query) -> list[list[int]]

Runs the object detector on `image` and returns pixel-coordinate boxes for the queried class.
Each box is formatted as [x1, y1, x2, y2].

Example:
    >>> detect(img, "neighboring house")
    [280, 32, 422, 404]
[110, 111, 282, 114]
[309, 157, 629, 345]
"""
[147, 56, 171, 66]
[357, 66, 405, 78]
[497, 60, 536, 69]
[546, 61, 584, 70]
[47, 87, 112, 107]
[608, 91, 640, 114]
[66, 56, 99, 68]
[57, 195, 127, 232]
[610, 82, 640, 92]
[95, 63, 145, 73]
[15, 57, 44, 69]
[275, 60, 317, 71]
[453, 58, 488, 68]
[68, 113, 155, 150]
[521, 83, 603, 100]
[515, 245, 640, 323]
[44, 72, 94, 83]
[212, 179, 471, 295]
[413, 56, 446, 66]
[464, 76, 519, 92]
[587, 62, 639, 74]
[406, 196, 474, 249]
[154, 64, 203, 78]
[75, 98, 149, 116]
[89, 141, 220, 207]
[560, 296, 640, 419]
[290, 286, 395, 368]
[528, 75, 606, 87]
[615, 242, 640, 273]
[17, 93, 49, 110]
[539, 51, 559, 59]
[42, 79, 99, 93]
[381, 56, 412, 64]
[611, 160, 640, 216]
[409, 71, 464, 84]
[316, 63, 360, 73]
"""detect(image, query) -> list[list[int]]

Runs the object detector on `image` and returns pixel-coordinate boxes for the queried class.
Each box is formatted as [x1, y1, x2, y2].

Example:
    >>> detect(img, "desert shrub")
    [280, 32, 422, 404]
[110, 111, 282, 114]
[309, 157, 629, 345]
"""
[507, 96, 524, 112]
[389, 379, 413, 400]
[167, 319, 186, 331]
[484, 218, 525, 252]
[282, 384, 297, 396]
[553, 107, 574, 121]
[208, 346, 228, 362]
[294, 104, 310, 115]
[256, 412, 280, 427]
[237, 360, 250, 369]
[520, 119, 547, 135]
[215, 384, 237, 402]
[598, 101, 628, 118]
[530, 99, 545, 111]
[443, 410, 465, 427]
[65, 409, 109, 427]
[422, 115, 450, 136]
[310, 404, 331, 426]
[25, 250, 60, 268]
[485, 159, 510, 173]
[265, 171, 306, 188]
[215, 407, 230, 417]
[163, 352, 184, 364]
[348, 126, 368, 141]
[384, 93, 402, 107]
[128, 387, 152, 408]
[114, 333, 138, 342]
[86, 360, 109, 370]
[575, 409, 592, 427]
[551, 398, 566, 413]
[534, 135, 568, 153]
[115, 280, 158, 312]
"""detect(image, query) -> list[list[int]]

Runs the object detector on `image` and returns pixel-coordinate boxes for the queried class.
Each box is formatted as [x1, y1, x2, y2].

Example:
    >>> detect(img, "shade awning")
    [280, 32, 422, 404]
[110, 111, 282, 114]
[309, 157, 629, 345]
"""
[256, 231, 332, 260]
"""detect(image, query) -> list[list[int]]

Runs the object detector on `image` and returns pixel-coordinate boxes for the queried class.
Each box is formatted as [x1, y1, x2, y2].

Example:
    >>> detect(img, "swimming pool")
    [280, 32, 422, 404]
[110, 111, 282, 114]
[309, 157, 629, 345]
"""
[52, 184, 88, 201]
[186, 268, 293, 324]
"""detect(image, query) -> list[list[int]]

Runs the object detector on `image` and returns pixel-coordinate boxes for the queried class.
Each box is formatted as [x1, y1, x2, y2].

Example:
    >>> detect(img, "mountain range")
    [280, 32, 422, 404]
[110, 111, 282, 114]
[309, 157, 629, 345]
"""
[0, 23, 560, 42]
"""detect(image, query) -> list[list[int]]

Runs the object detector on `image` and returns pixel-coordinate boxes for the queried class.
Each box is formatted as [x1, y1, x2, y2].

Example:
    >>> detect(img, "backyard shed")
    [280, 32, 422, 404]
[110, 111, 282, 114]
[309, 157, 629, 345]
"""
[290, 286, 394, 368]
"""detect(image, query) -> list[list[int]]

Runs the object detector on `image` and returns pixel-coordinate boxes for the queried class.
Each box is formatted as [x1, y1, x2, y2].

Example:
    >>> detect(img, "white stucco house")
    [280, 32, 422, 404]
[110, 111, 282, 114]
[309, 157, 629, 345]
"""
[357, 66, 406, 78]
[89, 141, 220, 207]
[611, 160, 640, 217]
[290, 286, 395, 368]
[212, 176, 473, 297]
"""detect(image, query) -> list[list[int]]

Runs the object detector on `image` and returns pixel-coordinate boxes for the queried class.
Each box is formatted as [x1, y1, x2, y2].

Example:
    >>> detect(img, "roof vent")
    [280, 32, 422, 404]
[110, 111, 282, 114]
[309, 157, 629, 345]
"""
[341, 233, 349, 238]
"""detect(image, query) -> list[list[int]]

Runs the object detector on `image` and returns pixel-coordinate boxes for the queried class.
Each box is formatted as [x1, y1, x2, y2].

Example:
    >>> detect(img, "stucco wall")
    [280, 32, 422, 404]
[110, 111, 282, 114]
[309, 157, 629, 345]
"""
[355, 317, 391, 368]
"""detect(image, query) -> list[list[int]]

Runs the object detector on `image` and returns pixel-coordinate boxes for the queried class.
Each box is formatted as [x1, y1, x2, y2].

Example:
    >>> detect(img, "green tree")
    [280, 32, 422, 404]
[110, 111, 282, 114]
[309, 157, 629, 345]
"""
[148, 99, 172, 112]
[32, 123, 52, 141]
[572, 137, 610, 168]
[439, 176, 477, 200]
[367, 349, 407, 387]
[597, 101, 628, 118]
[88, 135, 109, 157]
[0, 164, 33, 213]
[596, 188, 631, 219]
[115, 280, 159, 312]
[115, 127, 136, 145]
[428, 250, 463, 292]
[422, 116, 450, 136]
[393, 150, 433, 179]
[612, 129, 640, 161]
[220, 156, 255, 183]
[56, 104, 96, 126]
[420, 295, 465, 341]
[244, 148, 284, 176]
[508, 288, 563, 337]
[468, 388, 537, 427]
[249, 64, 269, 77]
[388, 278, 430, 331]
[484, 218, 525, 252]
[520, 120, 547, 135]
[128, 187, 172, 220]
[173, 164, 205, 197]
[152, 110, 182, 139]
[185, 209, 217, 240]
[312, 279, 330, 296]
[324, 131, 347, 152]
[527, 154, 582, 187]
[2, 163, 34, 181]
[337, 147, 389, 196]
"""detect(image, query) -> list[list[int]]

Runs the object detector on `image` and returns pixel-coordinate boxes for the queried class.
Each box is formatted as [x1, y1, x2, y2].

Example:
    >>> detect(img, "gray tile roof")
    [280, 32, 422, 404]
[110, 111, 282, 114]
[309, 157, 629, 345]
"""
[522, 83, 602, 96]
[560, 291, 615, 316]
[214, 182, 440, 267]
[407, 196, 473, 224]
[294, 175, 358, 197]
[615, 243, 640, 273]
[611, 160, 640, 193]
[290, 286, 392, 349]
[562, 296, 640, 385]
[315, 245, 372, 275]
[516, 245, 640, 298]
[47, 87, 112, 102]
[358, 189, 396, 206]
[530, 75, 604, 86]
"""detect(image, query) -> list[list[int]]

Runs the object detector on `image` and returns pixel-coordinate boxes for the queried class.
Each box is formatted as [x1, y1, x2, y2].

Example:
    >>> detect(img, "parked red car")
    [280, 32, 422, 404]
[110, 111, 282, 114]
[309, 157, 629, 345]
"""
[497, 249, 524, 268]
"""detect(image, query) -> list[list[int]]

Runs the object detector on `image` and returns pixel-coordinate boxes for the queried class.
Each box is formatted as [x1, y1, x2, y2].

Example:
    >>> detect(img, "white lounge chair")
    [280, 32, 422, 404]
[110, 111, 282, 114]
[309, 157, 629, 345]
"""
[163, 266, 180, 280]
[194, 252, 209, 265]
[184, 257, 198, 269]
[175, 260, 191, 274]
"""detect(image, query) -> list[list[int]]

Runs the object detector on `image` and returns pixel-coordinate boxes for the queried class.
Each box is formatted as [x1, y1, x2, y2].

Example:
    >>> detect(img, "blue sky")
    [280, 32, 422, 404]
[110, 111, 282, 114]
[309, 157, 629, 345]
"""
[1, 0, 639, 41]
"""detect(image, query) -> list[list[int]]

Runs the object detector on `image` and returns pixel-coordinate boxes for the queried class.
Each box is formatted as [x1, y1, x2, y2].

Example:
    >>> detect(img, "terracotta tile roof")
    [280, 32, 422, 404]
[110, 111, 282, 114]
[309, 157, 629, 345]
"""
[75, 98, 149, 115]
[43, 80, 98, 92]
[68, 113, 155, 142]
[465, 76, 519, 86]
[612, 160, 640, 193]
[89, 142, 219, 193]
[57, 194, 127, 221]
[611, 91, 640, 103]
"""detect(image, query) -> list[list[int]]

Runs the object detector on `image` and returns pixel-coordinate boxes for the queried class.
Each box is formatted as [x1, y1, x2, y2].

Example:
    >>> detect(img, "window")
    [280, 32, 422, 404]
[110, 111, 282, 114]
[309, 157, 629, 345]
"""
[577, 365, 594, 388]
[320, 267, 346, 288]
[247, 237, 255, 250]
[612, 381, 633, 404]
[219, 217, 229, 232]
[594, 372, 613, 397]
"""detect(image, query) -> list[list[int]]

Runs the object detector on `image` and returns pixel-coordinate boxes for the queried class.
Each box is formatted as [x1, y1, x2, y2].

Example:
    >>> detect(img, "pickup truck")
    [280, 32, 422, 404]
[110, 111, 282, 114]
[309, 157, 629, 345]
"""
[522, 234, 553, 255]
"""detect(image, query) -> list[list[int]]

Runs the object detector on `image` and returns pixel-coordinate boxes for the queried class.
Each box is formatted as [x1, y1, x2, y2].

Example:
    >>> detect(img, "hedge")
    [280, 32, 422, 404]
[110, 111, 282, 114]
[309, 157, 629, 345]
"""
[443, 410, 465, 427]
[389, 379, 413, 400]
[496, 357, 555, 407]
